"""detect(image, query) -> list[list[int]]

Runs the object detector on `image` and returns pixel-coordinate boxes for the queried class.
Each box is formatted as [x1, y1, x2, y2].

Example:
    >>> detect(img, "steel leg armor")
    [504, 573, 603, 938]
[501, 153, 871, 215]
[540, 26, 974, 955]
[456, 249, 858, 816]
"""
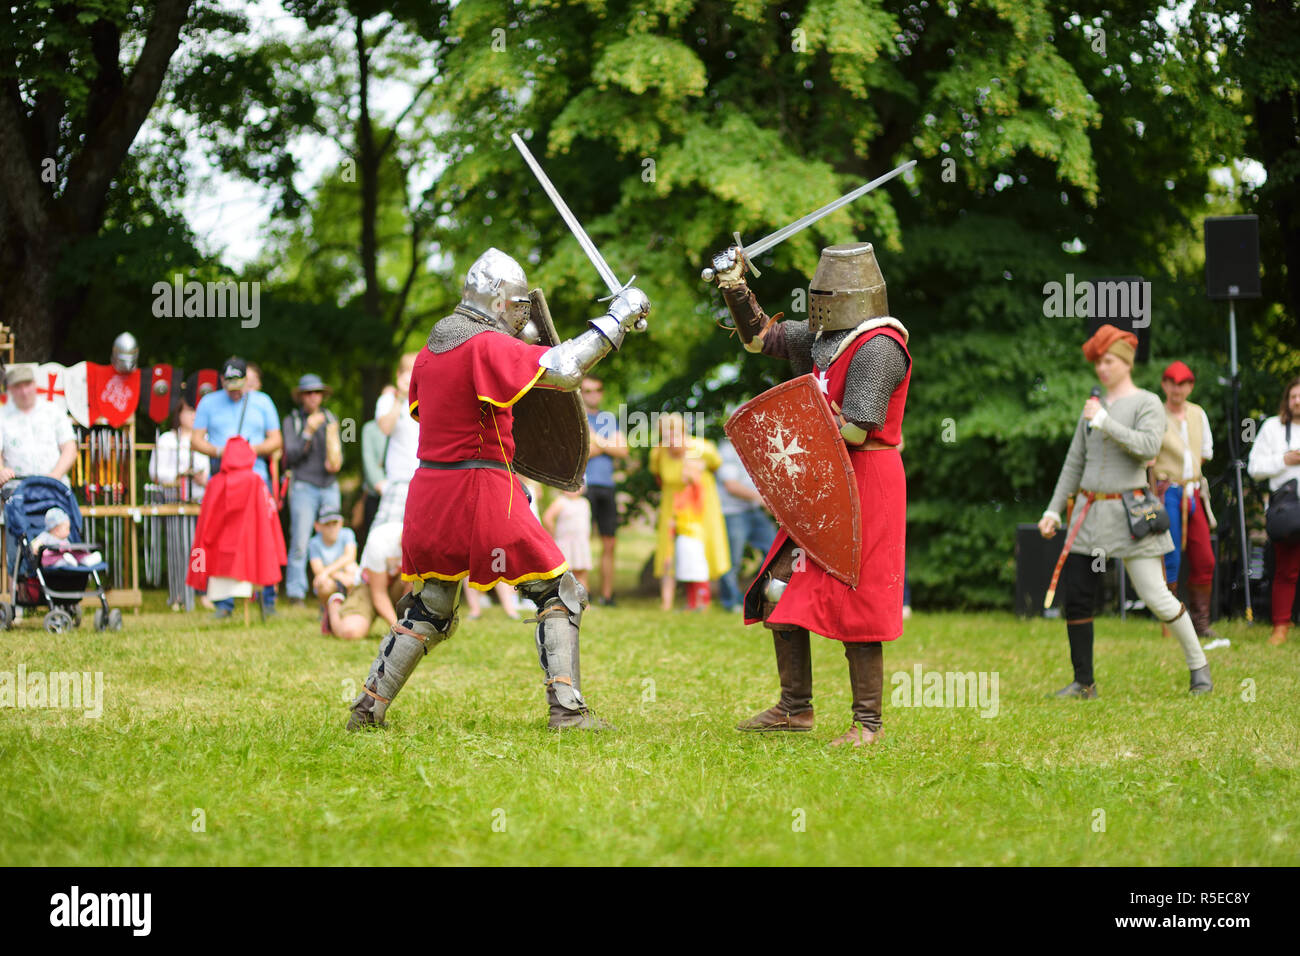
[517, 571, 607, 729]
[346, 579, 461, 730]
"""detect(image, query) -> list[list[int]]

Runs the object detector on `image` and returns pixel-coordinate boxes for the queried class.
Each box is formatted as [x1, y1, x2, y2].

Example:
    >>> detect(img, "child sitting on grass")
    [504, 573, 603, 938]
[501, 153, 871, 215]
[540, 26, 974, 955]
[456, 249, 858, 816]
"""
[308, 510, 358, 631]
[31, 507, 102, 568]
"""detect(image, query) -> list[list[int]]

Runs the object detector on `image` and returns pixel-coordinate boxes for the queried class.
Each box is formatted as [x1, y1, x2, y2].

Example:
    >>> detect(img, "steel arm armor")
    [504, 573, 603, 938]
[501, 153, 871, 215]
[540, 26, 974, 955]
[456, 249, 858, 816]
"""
[537, 287, 651, 390]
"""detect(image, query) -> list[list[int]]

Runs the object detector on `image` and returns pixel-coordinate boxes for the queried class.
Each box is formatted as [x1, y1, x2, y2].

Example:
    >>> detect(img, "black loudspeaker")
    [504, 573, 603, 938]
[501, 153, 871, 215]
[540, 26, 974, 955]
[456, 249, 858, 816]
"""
[1015, 523, 1066, 617]
[1205, 215, 1261, 300]
[1084, 277, 1151, 363]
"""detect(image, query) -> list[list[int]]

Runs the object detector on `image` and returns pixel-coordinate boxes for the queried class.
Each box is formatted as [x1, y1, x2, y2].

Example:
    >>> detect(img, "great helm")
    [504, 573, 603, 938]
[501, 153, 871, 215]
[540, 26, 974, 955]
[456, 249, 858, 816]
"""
[808, 243, 889, 334]
[111, 331, 139, 374]
[459, 248, 532, 337]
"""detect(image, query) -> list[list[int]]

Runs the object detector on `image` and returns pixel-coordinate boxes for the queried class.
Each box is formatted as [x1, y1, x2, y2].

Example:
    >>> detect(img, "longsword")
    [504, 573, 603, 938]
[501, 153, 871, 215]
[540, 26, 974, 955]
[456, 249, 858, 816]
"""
[511, 132, 647, 332]
[701, 159, 916, 281]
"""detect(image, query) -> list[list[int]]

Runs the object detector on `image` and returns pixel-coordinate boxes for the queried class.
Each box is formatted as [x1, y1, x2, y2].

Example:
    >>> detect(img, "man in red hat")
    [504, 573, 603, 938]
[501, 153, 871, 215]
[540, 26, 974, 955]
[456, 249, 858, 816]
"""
[1153, 361, 1218, 640]
[1039, 324, 1212, 696]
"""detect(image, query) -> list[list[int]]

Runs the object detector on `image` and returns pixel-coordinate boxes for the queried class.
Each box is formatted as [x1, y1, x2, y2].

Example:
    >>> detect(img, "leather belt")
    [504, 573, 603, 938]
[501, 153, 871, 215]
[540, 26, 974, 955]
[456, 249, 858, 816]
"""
[1044, 489, 1138, 607]
[421, 458, 509, 473]
[419, 459, 532, 503]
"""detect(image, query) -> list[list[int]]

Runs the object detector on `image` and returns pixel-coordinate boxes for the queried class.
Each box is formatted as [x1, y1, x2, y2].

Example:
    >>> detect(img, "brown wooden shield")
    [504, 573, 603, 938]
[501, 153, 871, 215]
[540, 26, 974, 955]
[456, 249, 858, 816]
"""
[511, 288, 590, 492]
[724, 374, 861, 585]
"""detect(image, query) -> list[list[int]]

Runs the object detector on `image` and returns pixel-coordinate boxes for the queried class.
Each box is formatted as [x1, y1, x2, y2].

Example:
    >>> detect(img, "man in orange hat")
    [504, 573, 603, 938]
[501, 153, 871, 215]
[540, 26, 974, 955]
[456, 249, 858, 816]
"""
[1153, 361, 1218, 640]
[1039, 324, 1212, 696]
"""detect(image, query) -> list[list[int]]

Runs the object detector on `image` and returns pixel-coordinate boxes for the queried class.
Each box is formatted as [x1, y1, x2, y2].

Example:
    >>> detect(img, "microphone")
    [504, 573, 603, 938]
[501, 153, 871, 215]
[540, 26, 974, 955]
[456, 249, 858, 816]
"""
[1086, 386, 1101, 432]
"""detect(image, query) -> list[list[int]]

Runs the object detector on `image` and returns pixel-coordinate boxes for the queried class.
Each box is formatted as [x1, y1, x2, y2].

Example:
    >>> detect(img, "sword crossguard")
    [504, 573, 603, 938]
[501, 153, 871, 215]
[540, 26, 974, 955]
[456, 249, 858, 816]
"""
[733, 232, 760, 278]
[596, 275, 637, 303]
[701, 238, 757, 284]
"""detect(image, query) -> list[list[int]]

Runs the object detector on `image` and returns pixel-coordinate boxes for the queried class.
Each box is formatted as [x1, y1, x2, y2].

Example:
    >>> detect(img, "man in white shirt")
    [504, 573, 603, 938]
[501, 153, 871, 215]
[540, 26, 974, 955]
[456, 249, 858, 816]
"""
[1, 363, 78, 576]
[0, 364, 77, 487]
[1247, 375, 1300, 646]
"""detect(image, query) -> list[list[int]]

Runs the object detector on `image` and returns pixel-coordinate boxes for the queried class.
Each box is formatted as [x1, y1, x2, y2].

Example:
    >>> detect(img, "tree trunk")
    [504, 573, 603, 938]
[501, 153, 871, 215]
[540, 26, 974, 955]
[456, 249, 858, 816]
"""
[356, 17, 382, 330]
[1, 230, 59, 362]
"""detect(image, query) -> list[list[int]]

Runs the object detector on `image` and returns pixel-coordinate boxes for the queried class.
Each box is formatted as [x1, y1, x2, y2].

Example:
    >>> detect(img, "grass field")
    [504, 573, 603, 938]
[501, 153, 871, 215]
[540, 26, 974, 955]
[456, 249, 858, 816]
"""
[2, 531, 1297, 866]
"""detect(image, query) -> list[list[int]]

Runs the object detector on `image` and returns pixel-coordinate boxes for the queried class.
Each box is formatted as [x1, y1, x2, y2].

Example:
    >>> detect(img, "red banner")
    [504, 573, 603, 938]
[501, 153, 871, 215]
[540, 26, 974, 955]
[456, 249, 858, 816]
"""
[85, 362, 141, 427]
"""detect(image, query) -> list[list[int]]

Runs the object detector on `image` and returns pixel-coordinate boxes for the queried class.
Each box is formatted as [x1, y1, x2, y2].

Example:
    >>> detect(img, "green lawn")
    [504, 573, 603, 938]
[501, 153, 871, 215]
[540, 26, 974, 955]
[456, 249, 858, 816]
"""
[2, 576, 1295, 866]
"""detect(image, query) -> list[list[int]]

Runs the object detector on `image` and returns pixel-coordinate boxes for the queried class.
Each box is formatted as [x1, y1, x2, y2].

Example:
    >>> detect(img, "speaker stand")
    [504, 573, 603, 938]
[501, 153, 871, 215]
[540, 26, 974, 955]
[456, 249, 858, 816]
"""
[1220, 298, 1255, 622]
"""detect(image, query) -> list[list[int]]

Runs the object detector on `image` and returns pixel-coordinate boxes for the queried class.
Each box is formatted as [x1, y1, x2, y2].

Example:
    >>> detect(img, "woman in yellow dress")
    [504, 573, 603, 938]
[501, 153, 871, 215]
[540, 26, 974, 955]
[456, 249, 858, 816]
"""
[649, 413, 730, 610]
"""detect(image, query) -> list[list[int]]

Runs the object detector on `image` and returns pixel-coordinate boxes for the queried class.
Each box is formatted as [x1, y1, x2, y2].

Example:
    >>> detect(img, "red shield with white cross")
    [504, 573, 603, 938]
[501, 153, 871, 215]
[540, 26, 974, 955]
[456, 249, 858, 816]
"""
[724, 374, 861, 585]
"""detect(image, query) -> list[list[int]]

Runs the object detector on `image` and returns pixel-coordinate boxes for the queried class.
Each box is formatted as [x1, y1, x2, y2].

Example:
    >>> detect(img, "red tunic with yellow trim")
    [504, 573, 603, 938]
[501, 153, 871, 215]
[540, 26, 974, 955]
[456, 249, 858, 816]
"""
[401, 330, 568, 591]
[744, 326, 910, 642]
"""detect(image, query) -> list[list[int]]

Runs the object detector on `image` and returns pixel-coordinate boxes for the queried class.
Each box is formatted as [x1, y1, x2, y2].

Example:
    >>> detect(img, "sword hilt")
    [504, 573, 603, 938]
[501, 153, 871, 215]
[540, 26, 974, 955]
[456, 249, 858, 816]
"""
[701, 234, 759, 284]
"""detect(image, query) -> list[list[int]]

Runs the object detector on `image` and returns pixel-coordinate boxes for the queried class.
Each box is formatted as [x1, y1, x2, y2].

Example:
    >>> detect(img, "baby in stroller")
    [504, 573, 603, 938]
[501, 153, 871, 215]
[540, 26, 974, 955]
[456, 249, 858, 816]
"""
[31, 507, 104, 569]
[0, 476, 119, 633]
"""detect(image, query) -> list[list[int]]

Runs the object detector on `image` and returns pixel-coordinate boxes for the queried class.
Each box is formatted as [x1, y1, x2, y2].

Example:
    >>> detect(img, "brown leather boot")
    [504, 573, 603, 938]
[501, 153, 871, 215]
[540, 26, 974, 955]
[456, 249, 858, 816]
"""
[1187, 583, 1218, 639]
[737, 629, 814, 731]
[1270, 623, 1288, 646]
[831, 642, 884, 747]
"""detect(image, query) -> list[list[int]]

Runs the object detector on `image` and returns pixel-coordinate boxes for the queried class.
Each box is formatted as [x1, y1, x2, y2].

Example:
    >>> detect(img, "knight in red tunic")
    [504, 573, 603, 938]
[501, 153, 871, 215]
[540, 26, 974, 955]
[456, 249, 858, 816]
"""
[707, 241, 910, 746]
[347, 249, 650, 731]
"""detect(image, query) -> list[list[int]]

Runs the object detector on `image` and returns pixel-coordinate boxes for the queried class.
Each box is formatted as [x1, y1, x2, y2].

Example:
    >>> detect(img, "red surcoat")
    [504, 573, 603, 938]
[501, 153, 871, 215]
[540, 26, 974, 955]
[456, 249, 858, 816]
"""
[745, 326, 910, 642]
[400, 331, 568, 591]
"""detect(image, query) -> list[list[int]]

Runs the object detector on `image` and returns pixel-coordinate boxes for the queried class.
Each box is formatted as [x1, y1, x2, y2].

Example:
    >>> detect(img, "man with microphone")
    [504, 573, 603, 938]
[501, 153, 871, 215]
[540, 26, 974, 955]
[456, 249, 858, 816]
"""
[1038, 325, 1212, 697]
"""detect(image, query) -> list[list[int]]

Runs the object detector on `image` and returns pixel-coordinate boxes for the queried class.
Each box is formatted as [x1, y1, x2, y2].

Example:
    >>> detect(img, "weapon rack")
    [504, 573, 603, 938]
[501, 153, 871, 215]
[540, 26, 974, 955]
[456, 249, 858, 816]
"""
[71, 420, 202, 613]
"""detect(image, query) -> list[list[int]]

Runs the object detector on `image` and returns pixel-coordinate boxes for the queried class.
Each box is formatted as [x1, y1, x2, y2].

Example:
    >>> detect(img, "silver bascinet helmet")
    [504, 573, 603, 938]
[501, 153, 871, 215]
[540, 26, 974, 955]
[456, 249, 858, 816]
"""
[111, 331, 139, 374]
[808, 242, 890, 334]
[459, 248, 532, 337]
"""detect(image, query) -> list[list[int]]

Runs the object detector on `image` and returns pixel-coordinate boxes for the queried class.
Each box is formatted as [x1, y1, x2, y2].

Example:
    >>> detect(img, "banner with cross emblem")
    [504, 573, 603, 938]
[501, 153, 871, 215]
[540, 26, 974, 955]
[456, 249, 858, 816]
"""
[35, 363, 68, 415]
[724, 374, 861, 585]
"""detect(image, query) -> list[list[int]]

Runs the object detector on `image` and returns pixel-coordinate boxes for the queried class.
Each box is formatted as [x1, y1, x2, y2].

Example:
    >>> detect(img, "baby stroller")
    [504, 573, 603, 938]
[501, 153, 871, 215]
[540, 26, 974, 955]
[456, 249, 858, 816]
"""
[0, 476, 119, 633]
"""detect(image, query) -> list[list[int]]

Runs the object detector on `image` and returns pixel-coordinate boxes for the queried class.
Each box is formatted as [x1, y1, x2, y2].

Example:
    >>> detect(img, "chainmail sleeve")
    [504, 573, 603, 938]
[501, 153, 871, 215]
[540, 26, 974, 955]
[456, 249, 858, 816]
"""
[761, 320, 816, 378]
[840, 335, 910, 430]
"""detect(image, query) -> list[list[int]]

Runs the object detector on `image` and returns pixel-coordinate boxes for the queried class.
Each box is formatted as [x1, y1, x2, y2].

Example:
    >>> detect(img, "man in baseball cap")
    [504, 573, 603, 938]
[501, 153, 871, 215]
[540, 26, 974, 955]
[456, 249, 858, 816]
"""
[1154, 360, 1220, 643]
[220, 357, 247, 386]
[4, 364, 36, 388]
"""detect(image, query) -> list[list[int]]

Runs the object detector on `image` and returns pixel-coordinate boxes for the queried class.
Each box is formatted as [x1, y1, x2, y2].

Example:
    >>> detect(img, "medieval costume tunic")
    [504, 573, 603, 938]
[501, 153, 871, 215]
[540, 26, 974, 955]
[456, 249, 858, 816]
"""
[743, 319, 911, 642]
[1151, 361, 1218, 636]
[1045, 391, 1174, 562]
[399, 333, 568, 591]
[1041, 323, 1210, 697]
